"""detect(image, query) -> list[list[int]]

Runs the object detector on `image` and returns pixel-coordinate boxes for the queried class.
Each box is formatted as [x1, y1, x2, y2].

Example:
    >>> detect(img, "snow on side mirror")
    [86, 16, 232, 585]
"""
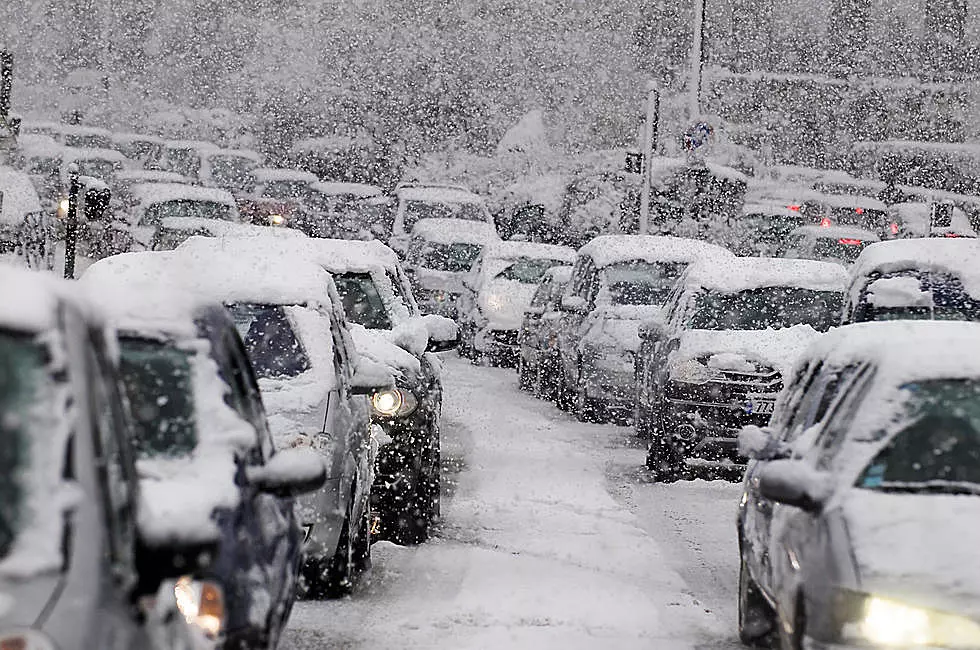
[560, 295, 588, 314]
[757, 460, 833, 514]
[246, 447, 326, 498]
[737, 425, 786, 460]
[421, 314, 459, 352]
[350, 357, 395, 395]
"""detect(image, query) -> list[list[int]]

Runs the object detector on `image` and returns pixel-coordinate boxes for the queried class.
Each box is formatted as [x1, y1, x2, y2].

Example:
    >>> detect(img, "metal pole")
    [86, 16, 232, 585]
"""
[639, 83, 660, 235]
[690, 0, 707, 116]
[64, 164, 80, 279]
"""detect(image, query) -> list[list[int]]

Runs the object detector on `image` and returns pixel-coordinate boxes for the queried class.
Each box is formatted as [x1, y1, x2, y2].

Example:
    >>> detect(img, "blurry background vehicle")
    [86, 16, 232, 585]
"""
[638, 257, 847, 482]
[122, 183, 240, 250]
[109, 132, 166, 169]
[457, 240, 575, 367]
[517, 265, 573, 399]
[888, 201, 978, 240]
[730, 202, 806, 257]
[300, 181, 389, 240]
[782, 225, 880, 265]
[0, 166, 52, 269]
[389, 183, 496, 256]
[405, 217, 501, 319]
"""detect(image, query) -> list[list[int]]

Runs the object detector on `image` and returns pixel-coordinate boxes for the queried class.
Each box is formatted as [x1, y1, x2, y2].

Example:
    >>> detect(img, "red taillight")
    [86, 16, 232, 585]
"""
[855, 207, 865, 214]
[820, 217, 832, 227]
[788, 204, 801, 212]
[890, 222, 899, 235]
[839, 238, 863, 245]
[945, 233, 963, 238]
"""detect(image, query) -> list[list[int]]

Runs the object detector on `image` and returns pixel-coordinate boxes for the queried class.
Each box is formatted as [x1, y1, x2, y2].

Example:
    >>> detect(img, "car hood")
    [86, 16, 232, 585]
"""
[843, 490, 980, 619]
[414, 268, 466, 293]
[0, 575, 59, 628]
[479, 280, 537, 330]
[675, 325, 819, 377]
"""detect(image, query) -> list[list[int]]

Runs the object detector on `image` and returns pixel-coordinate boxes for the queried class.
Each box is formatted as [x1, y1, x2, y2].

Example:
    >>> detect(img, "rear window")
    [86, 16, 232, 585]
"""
[812, 236, 871, 264]
[403, 200, 486, 230]
[412, 241, 482, 273]
[141, 200, 234, 226]
[261, 180, 312, 202]
[689, 287, 843, 332]
[494, 258, 567, 284]
[602, 260, 686, 305]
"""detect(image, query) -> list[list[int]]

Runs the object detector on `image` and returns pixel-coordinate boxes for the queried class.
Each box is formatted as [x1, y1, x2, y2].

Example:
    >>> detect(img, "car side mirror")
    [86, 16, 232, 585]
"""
[245, 447, 326, 498]
[421, 314, 459, 353]
[350, 358, 395, 395]
[757, 460, 832, 514]
[560, 295, 589, 314]
[638, 318, 667, 341]
[738, 425, 789, 461]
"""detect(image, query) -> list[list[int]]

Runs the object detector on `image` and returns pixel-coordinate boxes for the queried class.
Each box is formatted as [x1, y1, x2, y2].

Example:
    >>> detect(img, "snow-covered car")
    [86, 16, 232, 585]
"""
[800, 193, 890, 236]
[58, 146, 129, 189]
[389, 183, 497, 255]
[150, 216, 308, 252]
[171, 238, 393, 597]
[783, 224, 880, 265]
[200, 148, 263, 195]
[405, 217, 501, 319]
[0, 266, 216, 650]
[842, 238, 980, 324]
[160, 140, 219, 180]
[517, 265, 572, 399]
[730, 202, 806, 257]
[888, 201, 978, 239]
[82, 259, 326, 647]
[110, 132, 166, 169]
[458, 240, 575, 366]
[115, 170, 194, 207]
[0, 167, 53, 269]
[122, 182, 241, 250]
[554, 235, 735, 423]
[251, 168, 318, 201]
[300, 181, 389, 240]
[736, 320, 980, 650]
[638, 257, 848, 481]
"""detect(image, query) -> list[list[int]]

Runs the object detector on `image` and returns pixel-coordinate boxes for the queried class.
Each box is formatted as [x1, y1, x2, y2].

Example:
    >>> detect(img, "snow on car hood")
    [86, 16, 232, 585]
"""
[843, 490, 980, 618]
[350, 323, 421, 378]
[584, 305, 664, 353]
[675, 325, 820, 377]
[414, 267, 466, 293]
[479, 279, 537, 330]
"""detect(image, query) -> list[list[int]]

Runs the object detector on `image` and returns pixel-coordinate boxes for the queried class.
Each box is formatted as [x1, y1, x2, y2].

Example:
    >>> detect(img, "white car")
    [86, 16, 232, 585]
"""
[390, 183, 496, 255]
[406, 217, 501, 319]
[783, 225, 880, 266]
[457, 240, 576, 366]
[123, 182, 241, 250]
[0, 167, 50, 269]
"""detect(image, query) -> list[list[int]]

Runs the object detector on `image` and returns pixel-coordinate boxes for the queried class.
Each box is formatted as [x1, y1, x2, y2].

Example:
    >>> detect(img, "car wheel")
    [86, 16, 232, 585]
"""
[307, 505, 357, 599]
[518, 356, 534, 391]
[352, 504, 372, 573]
[555, 366, 573, 411]
[575, 385, 607, 424]
[645, 437, 681, 483]
[738, 554, 776, 647]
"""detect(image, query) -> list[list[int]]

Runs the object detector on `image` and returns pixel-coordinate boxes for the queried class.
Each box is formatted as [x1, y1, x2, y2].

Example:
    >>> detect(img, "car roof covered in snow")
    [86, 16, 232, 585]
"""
[60, 146, 127, 164]
[396, 185, 485, 204]
[806, 193, 888, 211]
[110, 132, 165, 145]
[790, 225, 881, 241]
[310, 181, 383, 197]
[0, 167, 44, 225]
[202, 148, 263, 163]
[15, 133, 62, 153]
[889, 202, 978, 237]
[483, 240, 576, 263]
[850, 238, 980, 297]
[129, 182, 237, 208]
[802, 320, 980, 385]
[411, 218, 499, 245]
[683, 256, 849, 294]
[251, 168, 318, 184]
[301, 238, 401, 274]
[116, 170, 190, 184]
[158, 217, 308, 240]
[0, 266, 95, 333]
[578, 235, 734, 268]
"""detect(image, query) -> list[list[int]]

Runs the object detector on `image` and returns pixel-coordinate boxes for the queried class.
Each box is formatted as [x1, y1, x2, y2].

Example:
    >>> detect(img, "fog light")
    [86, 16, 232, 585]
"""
[174, 576, 225, 639]
[269, 213, 285, 226]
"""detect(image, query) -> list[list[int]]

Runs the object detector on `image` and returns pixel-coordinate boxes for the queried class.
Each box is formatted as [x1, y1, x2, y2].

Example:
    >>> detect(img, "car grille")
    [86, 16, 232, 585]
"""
[667, 365, 783, 409]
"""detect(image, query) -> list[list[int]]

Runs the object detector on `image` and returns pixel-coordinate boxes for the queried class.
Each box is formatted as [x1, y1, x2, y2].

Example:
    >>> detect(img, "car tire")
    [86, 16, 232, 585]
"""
[575, 385, 607, 424]
[738, 554, 777, 647]
[780, 595, 807, 650]
[309, 505, 357, 599]
[555, 366, 573, 411]
[645, 438, 681, 483]
[352, 504, 372, 573]
[518, 356, 534, 392]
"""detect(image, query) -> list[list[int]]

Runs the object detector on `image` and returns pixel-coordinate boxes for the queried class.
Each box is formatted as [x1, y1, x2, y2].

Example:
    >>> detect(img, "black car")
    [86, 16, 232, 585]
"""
[736, 321, 980, 650]
[83, 263, 327, 648]
[517, 265, 572, 399]
[0, 266, 211, 650]
[636, 257, 847, 481]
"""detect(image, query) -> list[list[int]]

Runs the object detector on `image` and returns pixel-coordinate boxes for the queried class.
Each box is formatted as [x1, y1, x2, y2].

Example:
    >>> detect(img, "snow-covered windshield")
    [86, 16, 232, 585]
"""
[494, 259, 567, 285]
[811, 237, 871, 264]
[858, 380, 980, 492]
[689, 287, 842, 331]
[227, 303, 312, 379]
[140, 200, 234, 226]
[403, 200, 486, 230]
[0, 332, 46, 562]
[602, 261, 686, 306]
[209, 156, 257, 193]
[413, 241, 482, 272]
[74, 159, 118, 183]
[859, 271, 980, 322]
[118, 338, 197, 458]
[333, 272, 393, 330]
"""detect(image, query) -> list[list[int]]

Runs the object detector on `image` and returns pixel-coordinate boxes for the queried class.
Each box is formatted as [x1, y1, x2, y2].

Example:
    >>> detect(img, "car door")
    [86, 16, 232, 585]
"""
[558, 256, 596, 380]
[520, 277, 553, 354]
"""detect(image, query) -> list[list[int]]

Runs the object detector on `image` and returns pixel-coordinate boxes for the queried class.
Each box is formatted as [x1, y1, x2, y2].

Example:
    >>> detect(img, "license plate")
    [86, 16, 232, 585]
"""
[744, 398, 775, 415]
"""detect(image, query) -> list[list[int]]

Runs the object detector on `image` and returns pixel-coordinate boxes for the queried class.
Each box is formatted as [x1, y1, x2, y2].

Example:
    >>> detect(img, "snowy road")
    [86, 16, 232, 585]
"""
[280, 356, 742, 650]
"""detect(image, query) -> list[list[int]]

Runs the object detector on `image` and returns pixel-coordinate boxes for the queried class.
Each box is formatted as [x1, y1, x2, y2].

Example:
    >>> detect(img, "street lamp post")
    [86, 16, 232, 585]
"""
[638, 83, 661, 235]
[689, 0, 708, 116]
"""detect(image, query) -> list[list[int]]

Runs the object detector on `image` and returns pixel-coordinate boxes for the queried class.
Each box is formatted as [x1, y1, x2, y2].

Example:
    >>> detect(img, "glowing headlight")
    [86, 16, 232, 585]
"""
[174, 576, 225, 640]
[855, 595, 980, 648]
[0, 629, 58, 650]
[268, 213, 285, 226]
[371, 388, 418, 418]
[485, 293, 504, 312]
[669, 359, 721, 385]
[57, 197, 70, 218]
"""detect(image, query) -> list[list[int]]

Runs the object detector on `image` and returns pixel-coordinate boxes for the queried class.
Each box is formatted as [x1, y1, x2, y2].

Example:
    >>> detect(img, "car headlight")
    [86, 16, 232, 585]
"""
[848, 593, 980, 647]
[0, 629, 58, 650]
[174, 576, 225, 640]
[371, 388, 418, 418]
[485, 293, 504, 313]
[57, 197, 70, 219]
[669, 359, 722, 385]
[268, 213, 285, 226]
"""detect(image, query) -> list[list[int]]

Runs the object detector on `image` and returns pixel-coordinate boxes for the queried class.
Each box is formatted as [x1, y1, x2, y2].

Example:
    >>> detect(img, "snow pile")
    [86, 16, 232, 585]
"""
[495, 110, 551, 157]
[0, 267, 68, 332]
[866, 277, 932, 308]
[685, 256, 849, 293]
[707, 352, 757, 373]
[578, 235, 734, 269]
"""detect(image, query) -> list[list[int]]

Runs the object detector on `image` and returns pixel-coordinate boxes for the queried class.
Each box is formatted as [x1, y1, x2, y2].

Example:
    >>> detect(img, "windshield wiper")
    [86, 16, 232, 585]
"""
[874, 480, 980, 496]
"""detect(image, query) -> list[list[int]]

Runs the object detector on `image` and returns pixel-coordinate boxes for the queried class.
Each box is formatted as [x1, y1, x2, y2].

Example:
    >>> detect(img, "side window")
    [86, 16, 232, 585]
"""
[811, 365, 876, 469]
[569, 257, 593, 298]
[770, 361, 817, 434]
[224, 329, 273, 462]
[584, 267, 601, 306]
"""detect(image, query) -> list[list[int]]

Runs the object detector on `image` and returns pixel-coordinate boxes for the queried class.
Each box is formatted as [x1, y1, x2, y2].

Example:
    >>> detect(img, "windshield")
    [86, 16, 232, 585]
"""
[689, 287, 843, 331]
[403, 200, 487, 230]
[209, 155, 257, 193]
[413, 241, 482, 272]
[262, 180, 313, 202]
[140, 200, 234, 226]
[75, 159, 118, 183]
[333, 273, 393, 330]
[858, 271, 980, 323]
[811, 237, 871, 264]
[602, 261, 686, 305]
[118, 338, 197, 458]
[858, 380, 980, 491]
[227, 303, 312, 379]
[494, 258, 567, 284]
[0, 332, 47, 562]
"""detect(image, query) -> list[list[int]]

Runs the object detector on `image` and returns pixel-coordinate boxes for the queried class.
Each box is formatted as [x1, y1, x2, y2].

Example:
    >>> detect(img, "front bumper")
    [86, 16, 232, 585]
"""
[582, 360, 635, 409]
